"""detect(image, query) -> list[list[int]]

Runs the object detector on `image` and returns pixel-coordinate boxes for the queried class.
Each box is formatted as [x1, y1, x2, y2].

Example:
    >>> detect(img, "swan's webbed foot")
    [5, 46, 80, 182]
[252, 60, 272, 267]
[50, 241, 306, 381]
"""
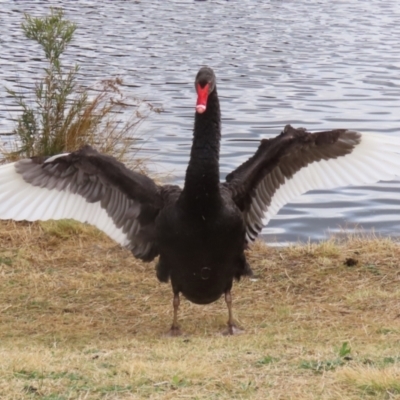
[222, 323, 244, 336]
[165, 325, 183, 337]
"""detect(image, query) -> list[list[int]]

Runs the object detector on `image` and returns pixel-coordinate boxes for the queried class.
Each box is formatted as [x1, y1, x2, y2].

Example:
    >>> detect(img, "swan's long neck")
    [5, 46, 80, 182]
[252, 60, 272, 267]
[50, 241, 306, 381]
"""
[182, 88, 222, 211]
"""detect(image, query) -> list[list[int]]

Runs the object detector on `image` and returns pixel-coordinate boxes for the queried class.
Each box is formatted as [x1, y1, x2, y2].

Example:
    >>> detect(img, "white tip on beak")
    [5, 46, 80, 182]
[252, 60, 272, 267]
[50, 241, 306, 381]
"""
[196, 105, 206, 114]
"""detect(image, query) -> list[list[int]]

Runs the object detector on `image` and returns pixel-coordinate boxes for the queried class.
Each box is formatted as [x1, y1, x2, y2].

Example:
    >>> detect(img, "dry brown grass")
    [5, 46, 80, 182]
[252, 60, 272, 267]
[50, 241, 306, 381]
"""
[0, 220, 399, 399]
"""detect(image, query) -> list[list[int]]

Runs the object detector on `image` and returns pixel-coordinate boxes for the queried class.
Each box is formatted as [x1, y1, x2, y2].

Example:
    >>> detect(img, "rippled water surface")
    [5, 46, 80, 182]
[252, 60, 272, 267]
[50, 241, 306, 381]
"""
[2, 0, 400, 243]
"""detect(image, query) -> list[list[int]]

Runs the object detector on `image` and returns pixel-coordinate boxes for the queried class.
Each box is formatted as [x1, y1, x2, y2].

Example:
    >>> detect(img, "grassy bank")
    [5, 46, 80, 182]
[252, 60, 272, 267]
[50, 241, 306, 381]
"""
[0, 220, 399, 399]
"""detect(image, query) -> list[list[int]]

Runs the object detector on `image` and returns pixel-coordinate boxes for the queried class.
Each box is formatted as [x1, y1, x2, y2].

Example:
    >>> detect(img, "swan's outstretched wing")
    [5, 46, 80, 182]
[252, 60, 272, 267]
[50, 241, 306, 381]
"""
[225, 125, 400, 243]
[0, 145, 163, 261]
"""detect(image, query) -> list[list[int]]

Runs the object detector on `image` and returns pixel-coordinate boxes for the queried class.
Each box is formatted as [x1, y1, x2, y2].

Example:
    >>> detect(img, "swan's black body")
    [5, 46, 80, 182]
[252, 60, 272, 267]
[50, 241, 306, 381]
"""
[156, 81, 249, 307]
[7, 66, 383, 334]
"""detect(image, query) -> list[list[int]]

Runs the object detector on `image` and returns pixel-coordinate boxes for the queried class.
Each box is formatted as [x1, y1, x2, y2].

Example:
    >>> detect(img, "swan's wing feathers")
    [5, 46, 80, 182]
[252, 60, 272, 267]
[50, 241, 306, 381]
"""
[226, 125, 400, 242]
[0, 146, 162, 261]
[226, 125, 353, 211]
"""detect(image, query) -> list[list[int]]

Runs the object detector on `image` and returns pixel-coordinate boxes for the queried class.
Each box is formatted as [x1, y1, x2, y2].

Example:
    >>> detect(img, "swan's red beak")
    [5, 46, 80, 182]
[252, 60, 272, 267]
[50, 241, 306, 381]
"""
[196, 83, 209, 114]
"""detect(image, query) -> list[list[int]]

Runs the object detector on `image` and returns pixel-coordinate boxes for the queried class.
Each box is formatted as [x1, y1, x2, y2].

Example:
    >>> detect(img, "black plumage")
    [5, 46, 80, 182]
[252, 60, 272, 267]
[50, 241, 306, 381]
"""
[2, 66, 400, 334]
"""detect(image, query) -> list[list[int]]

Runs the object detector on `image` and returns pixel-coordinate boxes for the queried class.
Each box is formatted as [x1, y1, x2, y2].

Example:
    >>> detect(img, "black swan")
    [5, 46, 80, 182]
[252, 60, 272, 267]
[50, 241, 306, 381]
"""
[1, 66, 400, 335]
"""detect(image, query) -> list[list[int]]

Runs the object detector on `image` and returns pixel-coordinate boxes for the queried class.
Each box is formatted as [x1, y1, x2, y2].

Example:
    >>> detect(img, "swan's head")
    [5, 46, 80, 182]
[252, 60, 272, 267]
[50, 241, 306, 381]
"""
[195, 67, 216, 114]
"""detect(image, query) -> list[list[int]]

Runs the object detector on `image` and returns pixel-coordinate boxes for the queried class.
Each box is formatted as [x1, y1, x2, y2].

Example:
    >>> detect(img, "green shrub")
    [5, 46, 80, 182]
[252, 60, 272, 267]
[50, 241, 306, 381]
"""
[5, 8, 160, 166]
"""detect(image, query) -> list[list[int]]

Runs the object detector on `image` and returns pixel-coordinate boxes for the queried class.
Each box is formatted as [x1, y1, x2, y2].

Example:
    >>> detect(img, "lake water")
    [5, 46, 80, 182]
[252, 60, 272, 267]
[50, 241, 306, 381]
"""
[2, 0, 400, 244]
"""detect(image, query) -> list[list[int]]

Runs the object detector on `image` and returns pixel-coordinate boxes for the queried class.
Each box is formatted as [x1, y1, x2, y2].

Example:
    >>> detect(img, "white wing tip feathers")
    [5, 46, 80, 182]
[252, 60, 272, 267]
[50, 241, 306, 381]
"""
[246, 130, 400, 243]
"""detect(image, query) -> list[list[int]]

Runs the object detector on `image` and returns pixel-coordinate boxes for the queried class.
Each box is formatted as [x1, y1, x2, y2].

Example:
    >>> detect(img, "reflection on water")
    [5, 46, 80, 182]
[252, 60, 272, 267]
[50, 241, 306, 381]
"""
[1, 0, 400, 243]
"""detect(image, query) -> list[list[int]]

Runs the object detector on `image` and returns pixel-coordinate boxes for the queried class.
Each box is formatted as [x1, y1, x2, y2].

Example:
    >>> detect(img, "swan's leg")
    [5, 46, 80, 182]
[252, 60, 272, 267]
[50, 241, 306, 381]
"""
[165, 292, 182, 336]
[222, 290, 243, 335]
